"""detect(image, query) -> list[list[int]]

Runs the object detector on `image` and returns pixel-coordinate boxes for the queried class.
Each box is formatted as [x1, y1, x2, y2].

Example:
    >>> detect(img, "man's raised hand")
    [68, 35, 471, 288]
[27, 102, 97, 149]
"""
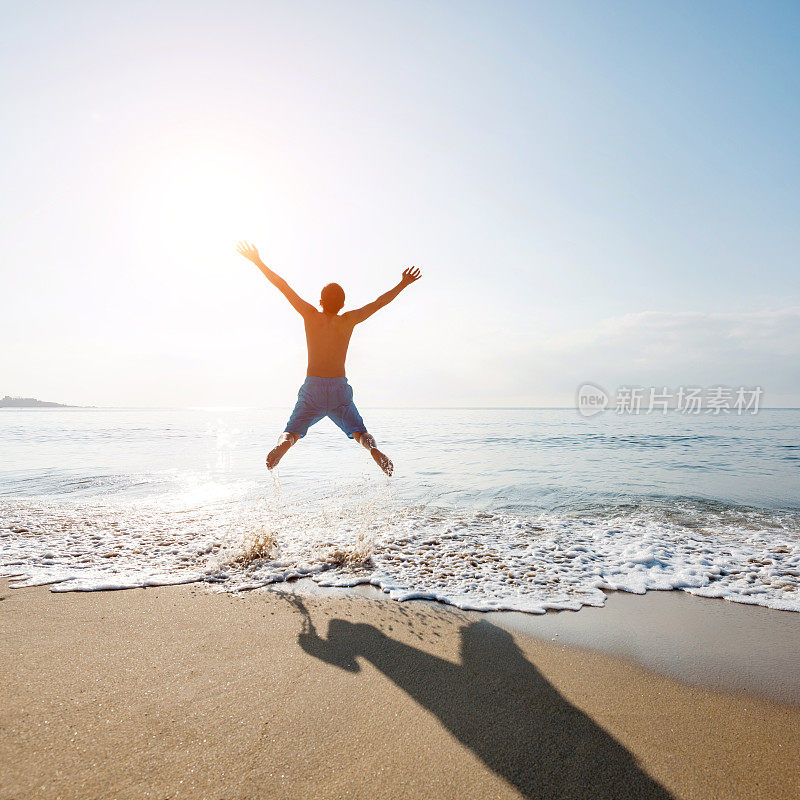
[237, 241, 261, 264]
[401, 266, 422, 286]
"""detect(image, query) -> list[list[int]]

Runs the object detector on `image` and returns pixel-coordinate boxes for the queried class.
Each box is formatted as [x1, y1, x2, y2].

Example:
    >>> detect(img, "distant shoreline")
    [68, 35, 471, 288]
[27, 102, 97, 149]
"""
[0, 396, 84, 408]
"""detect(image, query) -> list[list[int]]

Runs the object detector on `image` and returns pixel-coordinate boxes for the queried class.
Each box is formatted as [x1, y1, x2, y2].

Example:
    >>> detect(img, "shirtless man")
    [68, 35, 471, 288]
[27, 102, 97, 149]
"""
[236, 242, 422, 476]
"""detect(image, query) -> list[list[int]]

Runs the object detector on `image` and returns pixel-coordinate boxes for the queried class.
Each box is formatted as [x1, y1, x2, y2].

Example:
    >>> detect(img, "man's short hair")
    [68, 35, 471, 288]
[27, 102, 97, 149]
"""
[320, 283, 345, 313]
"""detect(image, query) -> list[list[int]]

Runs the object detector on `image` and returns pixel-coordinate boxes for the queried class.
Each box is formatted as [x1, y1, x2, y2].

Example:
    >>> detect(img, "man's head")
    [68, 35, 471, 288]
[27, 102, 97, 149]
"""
[320, 282, 345, 314]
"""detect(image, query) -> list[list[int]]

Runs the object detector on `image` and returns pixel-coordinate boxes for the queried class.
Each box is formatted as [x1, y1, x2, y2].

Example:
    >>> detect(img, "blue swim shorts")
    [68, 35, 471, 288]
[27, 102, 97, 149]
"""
[284, 376, 367, 439]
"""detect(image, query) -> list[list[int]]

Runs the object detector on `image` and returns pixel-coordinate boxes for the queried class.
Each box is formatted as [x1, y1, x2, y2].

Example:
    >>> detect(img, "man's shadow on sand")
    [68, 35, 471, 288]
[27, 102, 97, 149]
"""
[288, 597, 672, 800]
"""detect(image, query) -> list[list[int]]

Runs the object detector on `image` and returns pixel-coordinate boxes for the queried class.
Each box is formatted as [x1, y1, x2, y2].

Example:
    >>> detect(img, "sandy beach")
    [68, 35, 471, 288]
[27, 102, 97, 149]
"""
[1, 579, 798, 800]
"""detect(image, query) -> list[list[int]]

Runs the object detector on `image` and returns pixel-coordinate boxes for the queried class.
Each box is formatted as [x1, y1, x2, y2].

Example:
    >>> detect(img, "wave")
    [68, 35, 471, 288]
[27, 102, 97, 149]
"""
[1, 487, 798, 614]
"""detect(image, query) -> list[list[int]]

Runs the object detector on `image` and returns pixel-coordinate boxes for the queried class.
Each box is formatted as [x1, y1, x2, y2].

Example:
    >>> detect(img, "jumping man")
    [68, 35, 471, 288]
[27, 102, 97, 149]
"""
[236, 242, 422, 476]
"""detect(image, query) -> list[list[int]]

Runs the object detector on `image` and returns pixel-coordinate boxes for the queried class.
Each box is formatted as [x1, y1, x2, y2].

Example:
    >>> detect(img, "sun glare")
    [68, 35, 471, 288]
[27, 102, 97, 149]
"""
[149, 146, 265, 258]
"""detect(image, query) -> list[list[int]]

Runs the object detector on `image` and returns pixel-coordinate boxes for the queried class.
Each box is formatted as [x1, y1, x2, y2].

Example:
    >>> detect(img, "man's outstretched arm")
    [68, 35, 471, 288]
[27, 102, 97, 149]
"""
[237, 241, 315, 317]
[346, 267, 422, 325]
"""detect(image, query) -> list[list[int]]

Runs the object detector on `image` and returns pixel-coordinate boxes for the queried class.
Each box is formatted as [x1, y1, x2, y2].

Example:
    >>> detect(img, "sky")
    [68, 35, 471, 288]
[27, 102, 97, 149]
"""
[1, 0, 799, 407]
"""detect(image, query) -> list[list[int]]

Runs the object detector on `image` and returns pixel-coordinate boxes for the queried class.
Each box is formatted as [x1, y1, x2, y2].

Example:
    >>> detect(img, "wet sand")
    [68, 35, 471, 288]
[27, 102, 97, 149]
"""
[1, 578, 798, 800]
[487, 588, 800, 704]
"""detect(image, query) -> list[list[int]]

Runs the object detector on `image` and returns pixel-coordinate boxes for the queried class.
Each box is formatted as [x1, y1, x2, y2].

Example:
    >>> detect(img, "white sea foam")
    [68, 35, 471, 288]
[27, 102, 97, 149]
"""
[1, 482, 798, 613]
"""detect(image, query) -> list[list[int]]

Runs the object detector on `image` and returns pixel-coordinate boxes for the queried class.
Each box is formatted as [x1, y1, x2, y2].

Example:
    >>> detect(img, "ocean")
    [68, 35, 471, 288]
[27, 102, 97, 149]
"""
[1, 407, 798, 613]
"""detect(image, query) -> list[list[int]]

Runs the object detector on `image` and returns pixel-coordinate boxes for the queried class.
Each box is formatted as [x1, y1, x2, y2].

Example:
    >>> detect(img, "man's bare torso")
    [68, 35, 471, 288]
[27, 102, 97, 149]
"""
[304, 311, 356, 377]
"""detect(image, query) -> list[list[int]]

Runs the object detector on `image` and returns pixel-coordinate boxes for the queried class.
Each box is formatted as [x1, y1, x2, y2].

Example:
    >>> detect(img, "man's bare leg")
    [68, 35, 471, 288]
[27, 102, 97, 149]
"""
[353, 431, 393, 476]
[267, 432, 297, 470]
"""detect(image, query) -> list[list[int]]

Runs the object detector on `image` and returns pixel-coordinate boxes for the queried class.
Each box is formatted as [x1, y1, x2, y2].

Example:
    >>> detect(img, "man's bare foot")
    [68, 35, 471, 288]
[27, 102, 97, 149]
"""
[370, 447, 393, 476]
[267, 440, 293, 470]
